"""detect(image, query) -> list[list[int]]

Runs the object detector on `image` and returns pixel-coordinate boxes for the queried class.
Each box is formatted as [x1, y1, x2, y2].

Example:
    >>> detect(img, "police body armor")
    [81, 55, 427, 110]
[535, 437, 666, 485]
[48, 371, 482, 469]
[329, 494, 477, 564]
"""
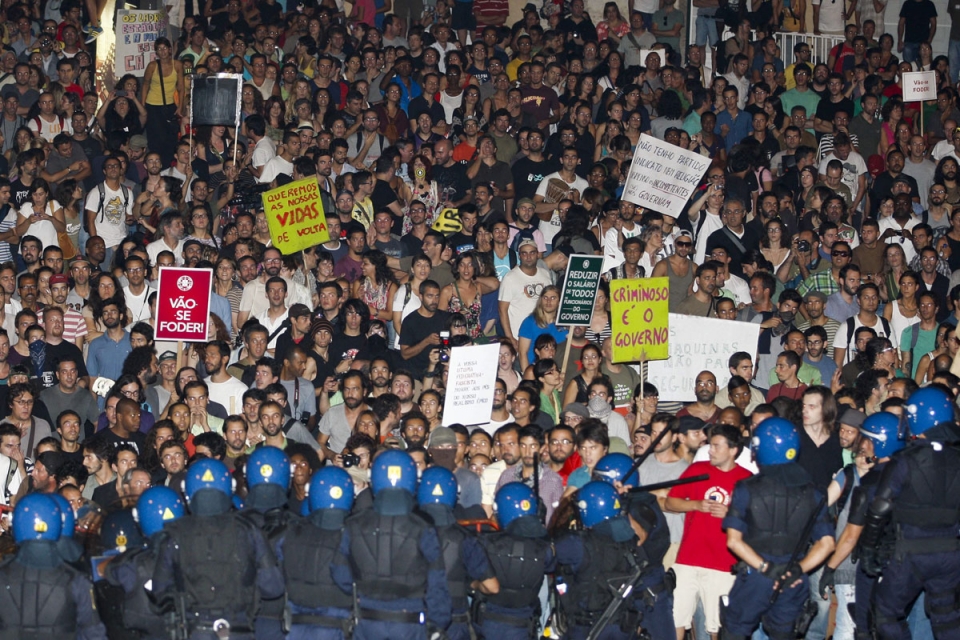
[244, 509, 296, 621]
[890, 443, 960, 530]
[283, 520, 354, 610]
[117, 546, 167, 638]
[625, 493, 670, 567]
[0, 558, 78, 637]
[166, 514, 259, 622]
[739, 473, 818, 557]
[563, 532, 638, 625]
[482, 533, 551, 609]
[346, 509, 431, 600]
[437, 524, 472, 611]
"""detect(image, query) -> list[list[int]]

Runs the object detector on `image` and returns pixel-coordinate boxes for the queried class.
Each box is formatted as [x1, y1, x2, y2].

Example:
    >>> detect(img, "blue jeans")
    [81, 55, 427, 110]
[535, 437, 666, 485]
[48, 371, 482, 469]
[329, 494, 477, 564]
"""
[902, 42, 920, 65]
[696, 10, 719, 46]
[950, 39, 960, 85]
[639, 11, 653, 30]
[834, 584, 856, 640]
[806, 567, 831, 640]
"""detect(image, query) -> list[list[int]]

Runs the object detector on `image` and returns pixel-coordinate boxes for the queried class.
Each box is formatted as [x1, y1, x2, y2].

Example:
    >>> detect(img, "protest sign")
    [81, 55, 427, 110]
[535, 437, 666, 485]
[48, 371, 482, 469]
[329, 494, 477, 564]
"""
[115, 10, 168, 77]
[901, 71, 937, 102]
[622, 134, 712, 217]
[155, 267, 213, 342]
[647, 314, 761, 402]
[557, 255, 605, 326]
[609, 277, 670, 363]
[442, 343, 500, 426]
[261, 177, 330, 254]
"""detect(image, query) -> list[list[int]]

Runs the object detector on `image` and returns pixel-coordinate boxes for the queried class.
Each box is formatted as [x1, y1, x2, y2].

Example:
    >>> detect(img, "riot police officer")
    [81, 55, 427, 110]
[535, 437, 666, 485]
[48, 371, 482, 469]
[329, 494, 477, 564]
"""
[476, 482, 555, 639]
[97, 509, 148, 639]
[333, 449, 452, 640]
[243, 446, 297, 640]
[106, 487, 186, 640]
[417, 466, 500, 640]
[277, 465, 356, 640]
[597, 452, 676, 640]
[721, 417, 835, 640]
[861, 387, 960, 639]
[819, 411, 904, 640]
[555, 480, 641, 640]
[0, 493, 107, 638]
[152, 458, 285, 639]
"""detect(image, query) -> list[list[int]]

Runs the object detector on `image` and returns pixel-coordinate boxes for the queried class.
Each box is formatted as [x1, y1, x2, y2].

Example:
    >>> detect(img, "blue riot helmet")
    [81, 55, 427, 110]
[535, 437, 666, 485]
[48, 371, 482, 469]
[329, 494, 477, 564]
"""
[12, 493, 62, 543]
[495, 482, 538, 529]
[246, 446, 291, 510]
[577, 481, 623, 528]
[184, 458, 233, 501]
[100, 509, 145, 553]
[49, 493, 75, 539]
[860, 412, 906, 460]
[594, 453, 639, 486]
[309, 466, 355, 513]
[370, 449, 418, 496]
[905, 387, 955, 436]
[751, 417, 800, 466]
[135, 486, 185, 537]
[417, 466, 458, 509]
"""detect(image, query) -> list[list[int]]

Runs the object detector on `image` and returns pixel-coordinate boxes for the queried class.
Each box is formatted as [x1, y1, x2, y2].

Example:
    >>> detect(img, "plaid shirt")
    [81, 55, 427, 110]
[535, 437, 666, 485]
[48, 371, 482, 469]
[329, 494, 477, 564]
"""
[909, 254, 952, 278]
[798, 269, 840, 297]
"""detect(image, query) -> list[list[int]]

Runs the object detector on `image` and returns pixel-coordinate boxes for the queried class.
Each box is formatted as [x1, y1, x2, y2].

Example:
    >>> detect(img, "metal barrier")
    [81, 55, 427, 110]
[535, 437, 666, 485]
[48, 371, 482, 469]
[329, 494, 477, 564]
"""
[775, 32, 845, 65]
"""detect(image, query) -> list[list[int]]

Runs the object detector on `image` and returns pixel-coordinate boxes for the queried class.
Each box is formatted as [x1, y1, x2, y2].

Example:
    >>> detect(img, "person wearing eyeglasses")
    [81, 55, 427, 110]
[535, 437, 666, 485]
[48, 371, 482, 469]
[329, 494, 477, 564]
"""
[798, 238, 852, 299]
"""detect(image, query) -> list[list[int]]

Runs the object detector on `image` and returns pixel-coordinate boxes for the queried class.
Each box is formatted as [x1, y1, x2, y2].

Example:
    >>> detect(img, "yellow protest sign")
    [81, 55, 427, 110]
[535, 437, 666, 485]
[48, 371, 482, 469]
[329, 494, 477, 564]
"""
[261, 177, 330, 254]
[610, 277, 670, 363]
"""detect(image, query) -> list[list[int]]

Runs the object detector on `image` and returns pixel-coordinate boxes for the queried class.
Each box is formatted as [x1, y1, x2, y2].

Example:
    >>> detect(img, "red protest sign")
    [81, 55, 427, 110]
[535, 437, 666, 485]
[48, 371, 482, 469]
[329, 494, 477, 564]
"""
[155, 267, 213, 342]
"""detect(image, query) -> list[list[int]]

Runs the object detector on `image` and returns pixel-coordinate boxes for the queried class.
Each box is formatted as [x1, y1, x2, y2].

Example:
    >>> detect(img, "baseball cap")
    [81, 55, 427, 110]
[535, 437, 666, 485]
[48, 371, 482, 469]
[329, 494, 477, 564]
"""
[516, 197, 535, 208]
[49, 274, 68, 285]
[840, 408, 867, 429]
[289, 303, 311, 319]
[427, 427, 457, 448]
[69, 256, 91, 269]
[130, 134, 148, 150]
[517, 238, 539, 251]
[562, 403, 589, 419]
[158, 351, 177, 362]
[803, 290, 828, 303]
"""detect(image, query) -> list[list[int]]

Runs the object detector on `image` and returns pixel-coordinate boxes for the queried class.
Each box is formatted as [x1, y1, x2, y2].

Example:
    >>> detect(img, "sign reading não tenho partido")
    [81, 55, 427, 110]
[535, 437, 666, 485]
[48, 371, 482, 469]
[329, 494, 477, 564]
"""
[262, 177, 331, 254]
[622, 134, 712, 216]
[155, 267, 213, 342]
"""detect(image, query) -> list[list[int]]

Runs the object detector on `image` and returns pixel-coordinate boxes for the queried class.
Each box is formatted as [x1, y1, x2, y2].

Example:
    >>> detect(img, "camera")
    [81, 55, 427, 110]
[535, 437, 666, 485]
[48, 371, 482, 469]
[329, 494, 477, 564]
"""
[342, 452, 361, 468]
[440, 350, 450, 363]
[440, 331, 450, 348]
[796, 239, 811, 253]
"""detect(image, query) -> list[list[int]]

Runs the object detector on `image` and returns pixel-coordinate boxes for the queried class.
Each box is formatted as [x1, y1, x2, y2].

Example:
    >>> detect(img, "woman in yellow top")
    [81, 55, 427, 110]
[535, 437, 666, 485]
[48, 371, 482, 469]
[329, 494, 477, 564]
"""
[141, 37, 184, 167]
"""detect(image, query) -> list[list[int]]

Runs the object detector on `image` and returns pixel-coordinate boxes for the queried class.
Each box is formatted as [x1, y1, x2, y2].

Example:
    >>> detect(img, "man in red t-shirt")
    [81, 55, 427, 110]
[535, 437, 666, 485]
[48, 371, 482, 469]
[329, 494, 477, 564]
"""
[665, 424, 754, 640]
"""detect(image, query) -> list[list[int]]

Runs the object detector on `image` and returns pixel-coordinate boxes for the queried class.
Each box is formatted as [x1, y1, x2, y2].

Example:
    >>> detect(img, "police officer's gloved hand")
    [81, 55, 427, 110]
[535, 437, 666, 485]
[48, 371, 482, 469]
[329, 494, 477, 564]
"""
[779, 562, 804, 586]
[762, 562, 788, 581]
[818, 566, 835, 599]
[860, 547, 882, 577]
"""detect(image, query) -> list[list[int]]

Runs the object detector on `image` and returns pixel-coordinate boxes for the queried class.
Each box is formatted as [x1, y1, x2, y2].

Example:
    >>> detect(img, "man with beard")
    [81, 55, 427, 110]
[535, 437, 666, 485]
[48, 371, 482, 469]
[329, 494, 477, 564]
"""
[479, 424, 519, 517]
[544, 424, 580, 485]
[18, 236, 40, 274]
[87, 298, 131, 387]
[391, 370, 416, 414]
[676, 262, 719, 317]
[677, 371, 722, 424]
[278, 347, 317, 431]
[673, 416, 707, 463]
[156, 439, 188, 487]
[474, 378, 512, 435]
[510, 383, 553, 429]
[65, 256, 91, 313]
[639, 413, 690, 567]
[317, 370, 369, 460]
[40, 356, 98, 439]
[85, 156, 133, 262]
[238, 247, 285, 328]
[48, 274, 87, 349]
[146, 211, 185, 267]
[258, 400, 299, 450]
[222, 415, 250, 470]
[368, 357, 392, 398]
[228, 324, 269, 386]
[400, 280, 450, 379]
[38, 306, 86, 389]
[203, 340, 248, 412]
[426, 426, 482, 508]
[494, 424, 563, 523]
[803, 325, 838, 384]
[400, 411, 428, 448]
[836, 408, 865, 467]
[11, 148, 40, 207]
[181, 240, 203, 269]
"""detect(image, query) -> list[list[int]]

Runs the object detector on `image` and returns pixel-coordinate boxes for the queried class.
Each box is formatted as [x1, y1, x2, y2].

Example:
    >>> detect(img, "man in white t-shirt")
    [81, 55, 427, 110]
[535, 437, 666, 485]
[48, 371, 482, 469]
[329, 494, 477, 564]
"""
[259, 129, 300, 184]
[498, 238, 553, 343]
[602, 200, 642, 271]
[121, 255, 155, 323]
[27, 91, 71, 142]
[84, 156, 132, 260]
[533, 147, 588, 216]
[246, 115, 276, 181]
[202, 340, 249, 412]
[818, 133, 867, 213]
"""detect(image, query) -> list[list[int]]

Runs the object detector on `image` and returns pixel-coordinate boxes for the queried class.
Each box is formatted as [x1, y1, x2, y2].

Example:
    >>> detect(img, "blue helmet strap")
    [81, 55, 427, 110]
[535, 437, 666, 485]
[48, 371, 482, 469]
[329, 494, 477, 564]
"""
[247, 483, 288, 511]
[191, 489, 232, 516]
[420, 503, 456, 527]
[309, 508, 347, 531]
[374, 488, 415, 516]
[17, 540, 63, 568]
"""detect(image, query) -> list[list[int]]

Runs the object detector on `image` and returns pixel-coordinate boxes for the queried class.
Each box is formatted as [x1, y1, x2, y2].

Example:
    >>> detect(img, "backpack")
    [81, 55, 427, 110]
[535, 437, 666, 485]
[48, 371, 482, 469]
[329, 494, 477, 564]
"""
[843, 315, 892, 363]
[509, 225, 538, 254]
[33, 114, 65, 136]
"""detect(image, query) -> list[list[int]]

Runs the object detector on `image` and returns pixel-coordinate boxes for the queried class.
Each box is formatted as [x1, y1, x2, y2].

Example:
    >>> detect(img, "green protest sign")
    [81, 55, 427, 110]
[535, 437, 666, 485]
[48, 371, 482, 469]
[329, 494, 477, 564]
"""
[557, 255, 605, 326]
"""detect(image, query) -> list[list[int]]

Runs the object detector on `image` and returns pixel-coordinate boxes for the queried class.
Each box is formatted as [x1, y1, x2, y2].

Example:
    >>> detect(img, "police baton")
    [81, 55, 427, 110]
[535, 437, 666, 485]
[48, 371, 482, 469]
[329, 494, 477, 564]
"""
[625, 474, 711, 494]
[620, 423, 673, 485]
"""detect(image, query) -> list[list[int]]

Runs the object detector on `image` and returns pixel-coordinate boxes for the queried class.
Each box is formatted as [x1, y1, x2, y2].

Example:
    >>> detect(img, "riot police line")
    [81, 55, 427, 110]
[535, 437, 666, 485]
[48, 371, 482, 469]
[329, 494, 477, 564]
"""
[0, 385, 958, 640]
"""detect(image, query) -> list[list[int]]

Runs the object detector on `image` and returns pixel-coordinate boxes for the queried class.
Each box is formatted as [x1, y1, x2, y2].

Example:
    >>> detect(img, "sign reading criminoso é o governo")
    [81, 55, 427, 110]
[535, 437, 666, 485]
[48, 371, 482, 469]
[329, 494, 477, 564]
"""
[610, 277, 670, 363]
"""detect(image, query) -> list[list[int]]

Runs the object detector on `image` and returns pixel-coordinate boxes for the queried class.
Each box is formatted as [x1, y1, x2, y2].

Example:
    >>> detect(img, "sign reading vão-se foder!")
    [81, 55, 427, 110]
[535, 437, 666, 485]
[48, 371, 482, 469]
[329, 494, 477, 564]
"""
[557, 255, 605, 326]
[155, 267, 213, 342]
[901, 71, 937, 102]
[610, 277, 670, 363]
[262, 177, 330, 254]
